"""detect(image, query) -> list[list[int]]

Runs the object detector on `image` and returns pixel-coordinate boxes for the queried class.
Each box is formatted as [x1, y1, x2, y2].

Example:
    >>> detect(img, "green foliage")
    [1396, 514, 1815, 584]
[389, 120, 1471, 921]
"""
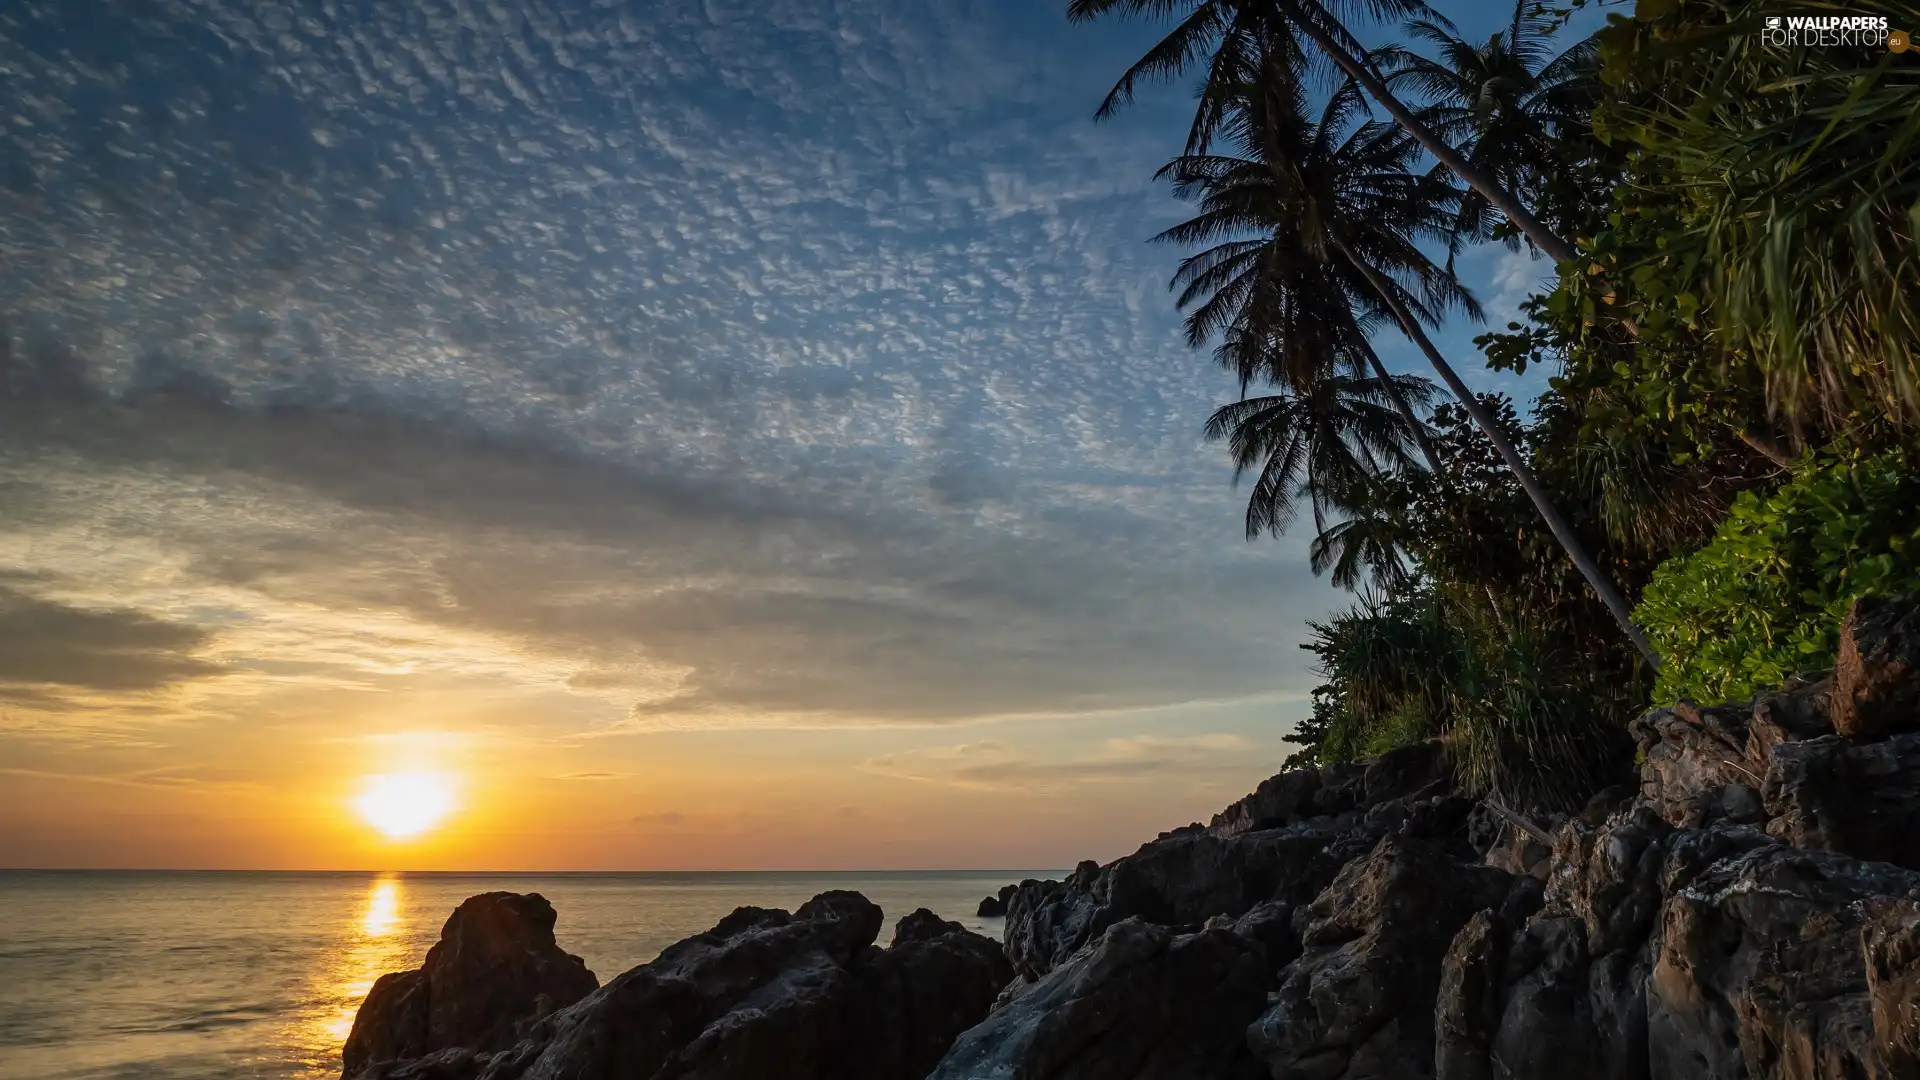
[1635, 449, 1920, 704]
[1295, 582, 1633, 810]
[1582, 0, 1920, 436]
[1445, 626, 1629, 809]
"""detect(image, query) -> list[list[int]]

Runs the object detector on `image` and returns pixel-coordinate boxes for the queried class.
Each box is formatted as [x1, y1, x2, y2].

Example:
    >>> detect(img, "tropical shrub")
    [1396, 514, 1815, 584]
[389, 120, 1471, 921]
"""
[1293, 583, 1634, 810]
[1634, 449, 1920, 704]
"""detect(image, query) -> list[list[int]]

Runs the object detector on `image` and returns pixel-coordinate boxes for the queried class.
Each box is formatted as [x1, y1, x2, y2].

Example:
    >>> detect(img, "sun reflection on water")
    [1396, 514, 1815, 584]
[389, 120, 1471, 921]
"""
[361, 879, 401, 938]
[284, 876, 419, 1077]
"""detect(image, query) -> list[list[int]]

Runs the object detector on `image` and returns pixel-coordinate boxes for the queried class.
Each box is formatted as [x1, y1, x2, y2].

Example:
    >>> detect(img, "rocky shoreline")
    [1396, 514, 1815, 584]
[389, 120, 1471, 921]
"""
[343, 599, 1920, 1079]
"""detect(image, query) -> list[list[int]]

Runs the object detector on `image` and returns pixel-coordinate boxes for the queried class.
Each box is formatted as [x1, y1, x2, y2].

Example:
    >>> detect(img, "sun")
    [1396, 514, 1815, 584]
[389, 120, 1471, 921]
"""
[352, 772, 457, 841]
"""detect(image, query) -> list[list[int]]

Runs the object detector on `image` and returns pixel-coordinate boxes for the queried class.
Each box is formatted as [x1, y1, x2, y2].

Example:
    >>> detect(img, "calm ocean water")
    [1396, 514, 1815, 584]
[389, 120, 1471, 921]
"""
[0, 870, 1052, 1080]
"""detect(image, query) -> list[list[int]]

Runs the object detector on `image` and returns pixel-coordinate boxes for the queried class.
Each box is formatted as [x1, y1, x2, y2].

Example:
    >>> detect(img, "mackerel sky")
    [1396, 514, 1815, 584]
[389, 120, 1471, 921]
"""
[0, 0, 1554, 869]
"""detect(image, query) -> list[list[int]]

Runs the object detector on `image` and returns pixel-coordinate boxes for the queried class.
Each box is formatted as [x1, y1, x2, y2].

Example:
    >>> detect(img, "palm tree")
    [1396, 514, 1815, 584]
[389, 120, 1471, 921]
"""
[1373, 1, 1601, 248]
[1203, 370, 1433, 593]
[1158, 53, 1662, 668]
[1068, 0, 1581, 263]
[1154, 75, 1462, 474]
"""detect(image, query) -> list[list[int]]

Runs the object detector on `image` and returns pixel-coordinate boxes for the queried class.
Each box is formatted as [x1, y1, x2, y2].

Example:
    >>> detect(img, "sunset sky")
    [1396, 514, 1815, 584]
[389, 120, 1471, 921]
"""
[0, 0, 1551, 870]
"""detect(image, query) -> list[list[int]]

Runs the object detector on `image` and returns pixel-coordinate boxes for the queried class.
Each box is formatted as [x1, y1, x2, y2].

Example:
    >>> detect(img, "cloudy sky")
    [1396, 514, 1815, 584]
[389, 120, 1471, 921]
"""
[0, 0, 1556, 870]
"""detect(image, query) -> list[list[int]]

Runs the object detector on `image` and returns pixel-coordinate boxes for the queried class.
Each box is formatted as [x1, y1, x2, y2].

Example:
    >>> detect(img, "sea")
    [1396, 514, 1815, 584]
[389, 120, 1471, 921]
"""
[0, 869, 1054, 1080]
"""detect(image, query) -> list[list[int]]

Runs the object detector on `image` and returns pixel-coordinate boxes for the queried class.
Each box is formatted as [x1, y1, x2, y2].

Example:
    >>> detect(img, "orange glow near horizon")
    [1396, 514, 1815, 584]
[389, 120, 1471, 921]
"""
[352, 772, 458, 842]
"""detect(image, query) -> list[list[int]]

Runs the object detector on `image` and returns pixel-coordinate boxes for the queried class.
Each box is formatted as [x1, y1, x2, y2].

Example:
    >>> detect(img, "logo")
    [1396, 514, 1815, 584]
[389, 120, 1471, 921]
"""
[1760, 13, 1898, 49]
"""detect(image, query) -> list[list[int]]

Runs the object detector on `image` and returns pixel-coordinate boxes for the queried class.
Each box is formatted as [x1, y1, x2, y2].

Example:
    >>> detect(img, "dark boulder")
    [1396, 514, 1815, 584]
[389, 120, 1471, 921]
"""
[1763, 731, 1920, 870]
[976, 884, 1017, 918]
[1005, 742, 1462, 983]
[927, 919, 1270, 1080]
[343, 892, 596, 1078]
[469, 891, 1004, 1080]
[850, 908, 1017, 1080]
[1002, 824, 1352, 980]
[1246, 836, 1512, 1080]
[356, 1047, 489, 1080]
[1434, 910, 1502, 1080]
[1832, 594, 1920, 739]
[1208, 768, 1322, 838]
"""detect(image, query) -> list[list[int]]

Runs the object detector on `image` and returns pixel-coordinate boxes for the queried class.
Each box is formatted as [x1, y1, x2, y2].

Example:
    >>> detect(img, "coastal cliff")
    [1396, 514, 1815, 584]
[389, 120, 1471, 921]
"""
[343, 598, 1920, 1080]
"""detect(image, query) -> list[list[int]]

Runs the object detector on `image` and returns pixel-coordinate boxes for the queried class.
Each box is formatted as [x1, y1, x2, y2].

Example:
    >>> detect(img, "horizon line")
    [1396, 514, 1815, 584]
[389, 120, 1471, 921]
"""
[0, 866, 1075, 876]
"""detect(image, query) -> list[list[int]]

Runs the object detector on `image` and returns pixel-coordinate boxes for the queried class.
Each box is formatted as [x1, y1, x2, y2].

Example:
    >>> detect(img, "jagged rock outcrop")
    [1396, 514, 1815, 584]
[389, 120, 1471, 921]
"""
[1647, 843, 1920, 1079]
[1764, 731, 1920, 870]
[1427, 600, 1920, 1080]
[347, 890, 1009, 1080]
[1002, 741, 1462, 980]
[963, 597, 1920, 1080]
[928, 919, 1271, 1080]
[343, 892, 597, 1079]
[1246, 836, 1514, 1080]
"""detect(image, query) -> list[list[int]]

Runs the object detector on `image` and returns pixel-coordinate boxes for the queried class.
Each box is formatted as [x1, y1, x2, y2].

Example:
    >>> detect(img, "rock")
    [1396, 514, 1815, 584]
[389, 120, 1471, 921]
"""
[1481, 815, 1554, 881]
[343, 893, 596, 1078]
[467, 891, 1005, 1080]
[1763, 731, 1920, 870]
[1208, 768, 1322, 837]
[1543, 803, 1674, 958]
[1002, 824, 1352, 980]
[1864, 898, 1920, 1078]
[976, 895, 1006, 917]
[926, 919, 1270, 1080]
[1646, 842, 1920, 1080]
[1246, 836, 1512, 1080]
[357, 1047, 490, 1080]
[854, 908, 1018, 1080]
[348, 972, 431, 1079]
[1006, 742, 1464, 983]
[1832, 594, 1920, 738]
[1630, 704, 1759, 829]
[1746, 675, 1832, 774]
[1363, 740, 1451, 805]
[1434, 911, 1502, 1080]
[1486, 917, 1602, 1080]
[1229, 898, 1302, 970]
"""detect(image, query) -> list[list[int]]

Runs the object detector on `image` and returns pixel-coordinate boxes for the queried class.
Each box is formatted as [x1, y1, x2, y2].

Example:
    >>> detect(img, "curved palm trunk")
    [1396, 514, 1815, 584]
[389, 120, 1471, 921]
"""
[1332, 237, 1662, 670]
[1288, 0, 1579, 267]
[1360, 340, 1443, 474]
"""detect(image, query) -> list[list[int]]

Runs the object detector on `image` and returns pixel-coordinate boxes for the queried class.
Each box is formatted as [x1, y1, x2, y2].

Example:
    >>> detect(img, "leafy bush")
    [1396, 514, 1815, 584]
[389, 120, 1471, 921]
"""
[1292, 587, 1634, 810]
[1635, 449, 1920, 704]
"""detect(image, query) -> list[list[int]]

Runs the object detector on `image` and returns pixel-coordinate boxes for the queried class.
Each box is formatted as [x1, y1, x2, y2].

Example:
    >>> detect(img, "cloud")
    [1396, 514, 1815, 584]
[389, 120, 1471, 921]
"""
[0, 583, 223, 701]
[1487, 248, 1551, 329]
[859, 732, 1252, 792]
[558, 772, 630, 781]
[631, 811, 687, 827]
[0, 0, 1340, 741]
